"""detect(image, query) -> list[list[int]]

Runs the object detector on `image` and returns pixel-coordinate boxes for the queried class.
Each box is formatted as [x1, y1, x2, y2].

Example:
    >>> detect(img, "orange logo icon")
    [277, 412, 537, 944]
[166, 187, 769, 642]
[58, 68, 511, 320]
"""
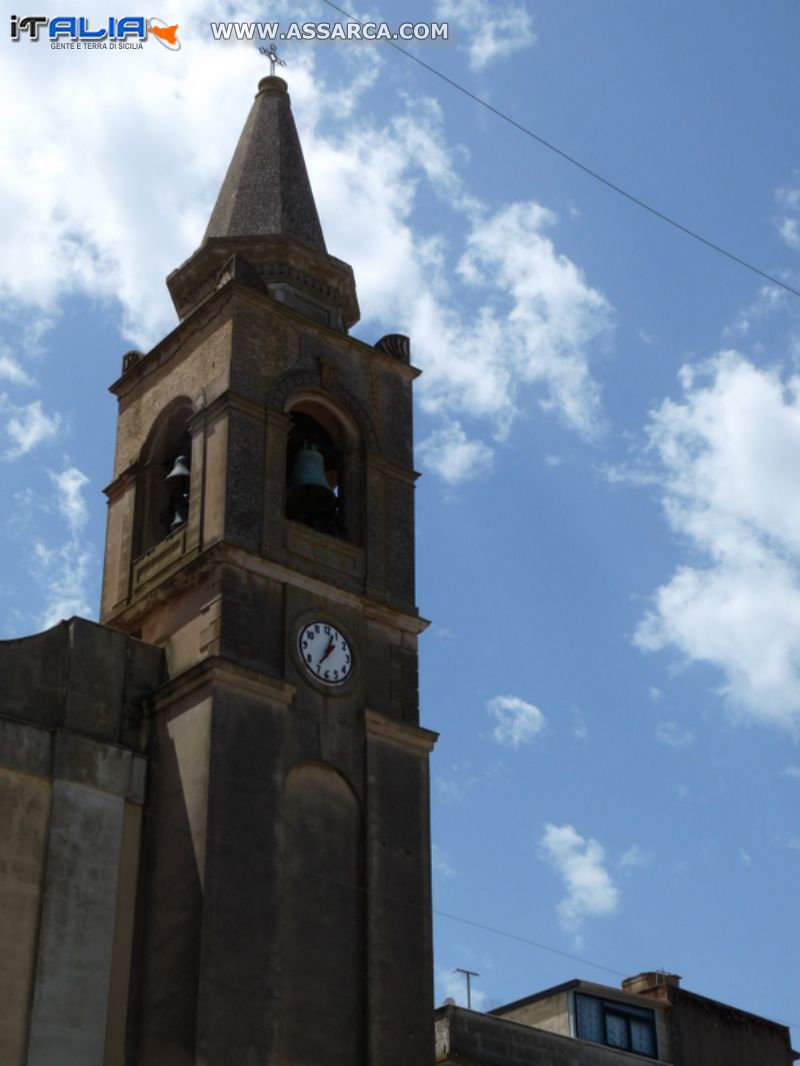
[149, 22, 178, 43]
[147, 17, 180, 49]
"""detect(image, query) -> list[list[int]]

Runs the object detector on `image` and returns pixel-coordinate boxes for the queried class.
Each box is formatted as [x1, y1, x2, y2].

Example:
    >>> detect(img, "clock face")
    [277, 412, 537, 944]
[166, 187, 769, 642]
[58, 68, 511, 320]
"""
[297, 621, 353, 686]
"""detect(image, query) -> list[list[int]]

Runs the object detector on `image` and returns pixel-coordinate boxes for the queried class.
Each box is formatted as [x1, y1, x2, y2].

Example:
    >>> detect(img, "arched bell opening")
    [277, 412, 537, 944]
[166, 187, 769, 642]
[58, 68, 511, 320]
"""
[284, 395, 362, 543]
[134, 399, 195, 557]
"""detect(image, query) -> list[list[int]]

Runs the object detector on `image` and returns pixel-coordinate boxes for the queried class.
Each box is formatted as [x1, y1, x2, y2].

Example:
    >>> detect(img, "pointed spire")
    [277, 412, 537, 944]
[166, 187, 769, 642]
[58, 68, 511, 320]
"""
[168, 76, 358, 330]
[204, 76, 326, 252]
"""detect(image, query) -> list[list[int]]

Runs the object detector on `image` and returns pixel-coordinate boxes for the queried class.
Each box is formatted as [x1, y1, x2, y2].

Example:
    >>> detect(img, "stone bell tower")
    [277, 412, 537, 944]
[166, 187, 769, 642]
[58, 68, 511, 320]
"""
[100, 76, 436, 1065]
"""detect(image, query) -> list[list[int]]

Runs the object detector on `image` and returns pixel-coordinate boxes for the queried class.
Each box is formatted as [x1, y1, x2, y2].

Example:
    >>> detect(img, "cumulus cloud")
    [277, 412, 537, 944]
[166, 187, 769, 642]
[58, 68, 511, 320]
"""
[51, 467, 90, 533]
[0, 352, 35, 387]
[316, 114, 611, 449]
[0, 0, 331, 345]
[417, 420, 493, 483]
[487, 695, 545, 747]
[723, 285, 786, 340]
[452, 202, 610, 438]
[34, 538, 94, 630]
[7, 464, 95, 630]
[434, 0, 536, 70]
[1, 397, 61, 459]
[1, 9, 611, 485]
[633, 352, 800, 729]
[34, 466, 93, 628]
[541, 823, 619, 938]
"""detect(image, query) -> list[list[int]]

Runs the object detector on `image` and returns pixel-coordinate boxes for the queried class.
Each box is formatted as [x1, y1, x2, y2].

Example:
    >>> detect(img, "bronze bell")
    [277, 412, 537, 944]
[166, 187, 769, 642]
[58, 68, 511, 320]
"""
[286, 444, 335, 519]
[165, 454, 191, 481]
[165, 453, 190, 532]
[169, 497, 189, 531]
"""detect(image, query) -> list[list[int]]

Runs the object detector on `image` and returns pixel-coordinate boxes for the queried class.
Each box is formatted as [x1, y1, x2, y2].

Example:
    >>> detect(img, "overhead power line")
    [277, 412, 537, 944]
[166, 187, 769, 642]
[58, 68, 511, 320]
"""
[141, 805, 800, 1031]
[320, 0, 800, 301]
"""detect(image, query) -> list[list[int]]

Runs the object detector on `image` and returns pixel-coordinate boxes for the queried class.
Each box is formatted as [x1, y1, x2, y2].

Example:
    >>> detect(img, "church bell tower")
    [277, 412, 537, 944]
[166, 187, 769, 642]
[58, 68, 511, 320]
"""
[100, 76, 436, 1065]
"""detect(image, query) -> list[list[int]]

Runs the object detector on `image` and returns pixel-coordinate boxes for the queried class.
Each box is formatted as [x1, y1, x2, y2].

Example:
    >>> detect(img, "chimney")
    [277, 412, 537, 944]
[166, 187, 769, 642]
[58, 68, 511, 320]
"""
[621, 972, 681, 998]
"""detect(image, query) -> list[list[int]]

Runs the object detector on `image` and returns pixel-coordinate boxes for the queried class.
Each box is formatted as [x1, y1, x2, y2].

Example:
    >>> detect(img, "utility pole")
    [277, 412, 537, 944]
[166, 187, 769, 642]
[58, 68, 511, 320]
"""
[453, 968, 480, 1009]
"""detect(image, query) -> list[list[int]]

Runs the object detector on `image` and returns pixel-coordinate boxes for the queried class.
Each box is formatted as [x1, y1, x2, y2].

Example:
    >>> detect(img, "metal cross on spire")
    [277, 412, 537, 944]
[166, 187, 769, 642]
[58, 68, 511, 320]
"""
[259, 44, 286, 77]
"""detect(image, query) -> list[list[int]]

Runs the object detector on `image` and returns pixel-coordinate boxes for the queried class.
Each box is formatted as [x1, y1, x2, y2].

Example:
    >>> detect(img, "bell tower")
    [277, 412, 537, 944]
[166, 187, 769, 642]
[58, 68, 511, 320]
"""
[101, 76, 436, 1065]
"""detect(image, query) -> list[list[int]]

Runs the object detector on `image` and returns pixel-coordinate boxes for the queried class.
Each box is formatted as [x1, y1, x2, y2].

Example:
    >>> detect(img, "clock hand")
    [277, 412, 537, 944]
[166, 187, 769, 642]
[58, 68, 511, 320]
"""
[319, 637, 335, 664]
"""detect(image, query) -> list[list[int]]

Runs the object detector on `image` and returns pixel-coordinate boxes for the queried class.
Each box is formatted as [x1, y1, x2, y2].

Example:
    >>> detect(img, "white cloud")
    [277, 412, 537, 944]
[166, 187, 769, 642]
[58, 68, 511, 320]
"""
[655, 721, 696, 750]
[317, 118, 611, 443]
[487, 694, 545, 748]
[434, 0, 536, 70]
[619, 844, 652, 871]
[0, 0, 325, 345]
[723, 284, 786, 339]
[633, 352, 800, 729]
[9, 465, 95, 630]
[33, 538, 94, 630]
[541, 823, 619, 938]
[781, 765, 800, 780]
[739, 849, 752, 867]
[0, 2, 610, 483]
[452, 202, 610, 438]
[1, 397, 61, 458]
[0, 352, 35, 387]
[775, 185, 800, 251]
[417, 420, 493, 483]
[50, 467, 90, 533]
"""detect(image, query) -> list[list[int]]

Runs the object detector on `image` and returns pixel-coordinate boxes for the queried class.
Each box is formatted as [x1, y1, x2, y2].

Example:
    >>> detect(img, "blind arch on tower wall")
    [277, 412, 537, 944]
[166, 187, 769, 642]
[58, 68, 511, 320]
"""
[278, 760, 364, 1066]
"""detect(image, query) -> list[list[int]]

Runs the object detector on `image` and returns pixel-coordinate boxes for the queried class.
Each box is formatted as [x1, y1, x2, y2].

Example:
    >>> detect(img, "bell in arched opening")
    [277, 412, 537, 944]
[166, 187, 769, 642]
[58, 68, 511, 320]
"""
[164, 451, 191, 533]
[286, 442, 336, 525]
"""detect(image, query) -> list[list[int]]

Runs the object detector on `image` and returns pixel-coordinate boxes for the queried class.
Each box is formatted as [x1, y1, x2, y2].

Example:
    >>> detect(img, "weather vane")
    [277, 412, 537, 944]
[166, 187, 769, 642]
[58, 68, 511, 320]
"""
[259, 44, 286, 77]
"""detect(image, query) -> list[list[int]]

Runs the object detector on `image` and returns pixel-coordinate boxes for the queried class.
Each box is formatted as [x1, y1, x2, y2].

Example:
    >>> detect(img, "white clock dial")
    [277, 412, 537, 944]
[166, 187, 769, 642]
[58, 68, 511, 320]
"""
[298, 621, 353, 685]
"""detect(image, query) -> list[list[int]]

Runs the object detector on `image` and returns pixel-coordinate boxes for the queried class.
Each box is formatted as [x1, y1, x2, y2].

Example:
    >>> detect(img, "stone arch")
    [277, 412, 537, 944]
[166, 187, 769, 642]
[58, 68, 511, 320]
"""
[275, 373, 374, 544]
[268, 367, 379, 452]
[134, 396, 195, 556]
[278, 760, 364, 1065]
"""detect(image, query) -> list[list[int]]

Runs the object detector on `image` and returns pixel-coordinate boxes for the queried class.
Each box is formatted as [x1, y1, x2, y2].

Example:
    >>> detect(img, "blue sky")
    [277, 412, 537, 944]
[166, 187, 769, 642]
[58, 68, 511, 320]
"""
[2, 0, 799, 1041]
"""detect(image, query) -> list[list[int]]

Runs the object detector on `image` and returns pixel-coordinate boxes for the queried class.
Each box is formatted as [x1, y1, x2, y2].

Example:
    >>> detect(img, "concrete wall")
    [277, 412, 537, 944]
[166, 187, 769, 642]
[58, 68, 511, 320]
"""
[0, 617, 164, 1066]
[498, 990, 572, 1038]
[436, 1005, 662, 1066]
[670, 989, 793, 1066]
[0, 768, 51, 1066]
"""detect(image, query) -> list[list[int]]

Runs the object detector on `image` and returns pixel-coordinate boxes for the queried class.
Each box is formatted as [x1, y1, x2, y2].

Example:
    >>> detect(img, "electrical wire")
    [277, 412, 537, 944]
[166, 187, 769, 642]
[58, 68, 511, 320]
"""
[139, 805, 800, 1030]
[319, 0, 800, 301]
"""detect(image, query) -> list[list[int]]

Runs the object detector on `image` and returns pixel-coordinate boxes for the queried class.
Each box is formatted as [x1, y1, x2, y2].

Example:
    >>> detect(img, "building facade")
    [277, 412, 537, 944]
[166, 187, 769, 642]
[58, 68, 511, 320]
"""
[0, 75, 436, 1066]
[436, 971, 796, 1066]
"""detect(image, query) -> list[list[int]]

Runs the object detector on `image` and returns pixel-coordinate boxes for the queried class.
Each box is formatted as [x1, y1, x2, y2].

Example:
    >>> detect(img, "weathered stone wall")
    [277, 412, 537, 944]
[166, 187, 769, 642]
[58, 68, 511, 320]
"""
[0, 618, 164, 1066]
